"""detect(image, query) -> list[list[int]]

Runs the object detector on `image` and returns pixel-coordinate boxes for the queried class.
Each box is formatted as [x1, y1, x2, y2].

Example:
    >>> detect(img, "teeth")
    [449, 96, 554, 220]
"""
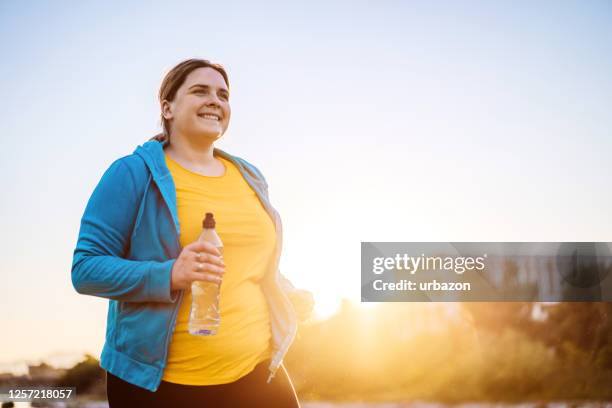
[199, 114, 220, 121]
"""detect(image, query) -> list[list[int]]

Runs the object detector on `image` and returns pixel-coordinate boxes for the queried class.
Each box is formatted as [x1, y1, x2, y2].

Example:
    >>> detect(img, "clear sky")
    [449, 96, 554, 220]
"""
[1, 0, 611, 368]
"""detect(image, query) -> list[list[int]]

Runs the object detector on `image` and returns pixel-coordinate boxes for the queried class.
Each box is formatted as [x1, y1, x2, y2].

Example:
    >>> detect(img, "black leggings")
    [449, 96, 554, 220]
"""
[106, 360, 300, 408]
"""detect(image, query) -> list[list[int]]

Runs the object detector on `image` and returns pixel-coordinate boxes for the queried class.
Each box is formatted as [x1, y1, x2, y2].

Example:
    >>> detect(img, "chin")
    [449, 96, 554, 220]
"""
[188, 123, 219, 136]
[196, 129, 224, 141]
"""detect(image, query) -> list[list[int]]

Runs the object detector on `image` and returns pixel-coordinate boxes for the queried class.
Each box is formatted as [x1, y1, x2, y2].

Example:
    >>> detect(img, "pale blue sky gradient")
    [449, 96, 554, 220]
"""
[1, 1, 611, 366]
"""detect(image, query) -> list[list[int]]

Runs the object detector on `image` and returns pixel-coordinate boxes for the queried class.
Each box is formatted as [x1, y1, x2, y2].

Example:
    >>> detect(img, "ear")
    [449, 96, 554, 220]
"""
[161, 100, 173, 120]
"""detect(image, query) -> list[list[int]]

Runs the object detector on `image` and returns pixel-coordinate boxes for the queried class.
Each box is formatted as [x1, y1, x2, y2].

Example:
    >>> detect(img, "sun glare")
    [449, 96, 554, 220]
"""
[313, 296, 342, 319]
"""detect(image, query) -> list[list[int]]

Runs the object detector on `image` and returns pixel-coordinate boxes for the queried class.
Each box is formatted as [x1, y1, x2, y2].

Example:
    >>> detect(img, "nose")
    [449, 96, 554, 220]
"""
[202, 97, 228, 120]
[208, 95, 221, 106]
[204, 92, 224, 107]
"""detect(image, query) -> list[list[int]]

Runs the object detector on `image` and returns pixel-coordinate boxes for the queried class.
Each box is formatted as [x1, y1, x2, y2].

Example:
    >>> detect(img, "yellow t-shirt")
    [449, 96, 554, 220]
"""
[162, 152, 274, 385]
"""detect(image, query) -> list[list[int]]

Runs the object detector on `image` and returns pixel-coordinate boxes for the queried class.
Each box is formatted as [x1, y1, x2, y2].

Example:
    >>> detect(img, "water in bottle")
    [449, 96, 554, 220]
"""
[188, 212, 224, 336]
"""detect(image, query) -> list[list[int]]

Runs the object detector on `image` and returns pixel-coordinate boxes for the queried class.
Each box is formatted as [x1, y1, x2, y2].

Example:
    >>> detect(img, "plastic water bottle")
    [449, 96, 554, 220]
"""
[188, 212, 224, 336]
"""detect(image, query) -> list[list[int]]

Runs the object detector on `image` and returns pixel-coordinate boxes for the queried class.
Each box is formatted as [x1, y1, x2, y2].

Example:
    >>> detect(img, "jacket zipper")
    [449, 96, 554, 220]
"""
[150, 172, 184, 392]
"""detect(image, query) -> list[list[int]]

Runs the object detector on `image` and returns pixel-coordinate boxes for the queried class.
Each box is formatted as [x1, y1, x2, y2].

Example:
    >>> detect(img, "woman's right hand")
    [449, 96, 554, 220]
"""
[170, 240, 225, 291]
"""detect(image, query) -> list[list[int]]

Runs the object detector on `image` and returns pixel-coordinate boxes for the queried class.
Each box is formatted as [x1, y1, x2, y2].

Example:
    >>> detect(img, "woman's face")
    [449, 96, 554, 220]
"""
[162, 67, 231, 142]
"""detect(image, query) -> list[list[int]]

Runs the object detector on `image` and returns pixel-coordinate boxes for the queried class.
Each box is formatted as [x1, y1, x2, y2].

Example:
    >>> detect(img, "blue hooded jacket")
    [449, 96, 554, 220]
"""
[71, 140, 297, 391]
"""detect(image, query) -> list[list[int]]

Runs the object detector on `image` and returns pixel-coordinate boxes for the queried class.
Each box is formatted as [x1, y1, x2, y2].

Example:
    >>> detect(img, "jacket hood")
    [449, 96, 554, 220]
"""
[134, 139, 234, 179]
[134, 139, 268, 195]
[134, 140, 171, 180]
[133, 139, 270, 235]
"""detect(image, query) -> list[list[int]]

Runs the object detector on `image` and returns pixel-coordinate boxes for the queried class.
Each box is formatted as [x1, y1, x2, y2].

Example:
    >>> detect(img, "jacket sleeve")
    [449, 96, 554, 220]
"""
[71, 158, 177, 303]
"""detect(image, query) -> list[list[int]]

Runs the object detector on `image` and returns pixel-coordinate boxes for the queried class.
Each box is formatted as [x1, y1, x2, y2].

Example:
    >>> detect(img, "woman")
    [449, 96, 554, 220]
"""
[72, 59, 313, 407]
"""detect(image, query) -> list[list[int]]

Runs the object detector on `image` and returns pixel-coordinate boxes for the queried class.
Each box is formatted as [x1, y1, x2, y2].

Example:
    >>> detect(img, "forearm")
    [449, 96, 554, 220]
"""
[72, 252, 178, 303]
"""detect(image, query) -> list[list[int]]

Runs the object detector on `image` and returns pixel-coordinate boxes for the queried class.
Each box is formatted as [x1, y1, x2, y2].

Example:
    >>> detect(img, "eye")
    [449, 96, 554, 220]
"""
[219, 93, 229, 102]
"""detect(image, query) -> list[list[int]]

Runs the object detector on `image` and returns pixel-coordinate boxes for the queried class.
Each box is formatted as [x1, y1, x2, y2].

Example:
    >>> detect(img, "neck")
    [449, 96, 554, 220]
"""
[164, 132, 217, 166]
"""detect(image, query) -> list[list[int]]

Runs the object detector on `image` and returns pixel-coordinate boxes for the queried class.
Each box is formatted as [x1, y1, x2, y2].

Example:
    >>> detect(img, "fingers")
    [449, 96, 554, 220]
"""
[175, 241, 225, 289]
[185, 240, 222, 257]
[190, 271, 223, 284]
[192, 251, 225, 267]
[193, 259, 225, 275]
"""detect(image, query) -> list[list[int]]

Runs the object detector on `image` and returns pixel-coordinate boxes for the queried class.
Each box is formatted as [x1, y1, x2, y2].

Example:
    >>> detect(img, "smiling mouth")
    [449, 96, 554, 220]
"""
[197, 113, 221, 121]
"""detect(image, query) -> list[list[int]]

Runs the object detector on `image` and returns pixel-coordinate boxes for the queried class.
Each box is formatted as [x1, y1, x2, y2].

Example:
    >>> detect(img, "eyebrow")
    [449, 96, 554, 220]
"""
[188, 84, 229, 94]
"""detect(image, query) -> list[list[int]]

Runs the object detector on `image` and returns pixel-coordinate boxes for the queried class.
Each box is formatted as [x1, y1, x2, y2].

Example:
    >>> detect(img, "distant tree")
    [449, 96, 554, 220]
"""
[534, 302, 612, 368]
[55, 354, 105, 395]
[461, 302, 534, 335]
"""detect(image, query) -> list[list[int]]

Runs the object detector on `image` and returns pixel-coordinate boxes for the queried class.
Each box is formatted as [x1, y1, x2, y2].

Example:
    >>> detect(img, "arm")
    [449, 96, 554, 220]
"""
[71, 158, 177, 303]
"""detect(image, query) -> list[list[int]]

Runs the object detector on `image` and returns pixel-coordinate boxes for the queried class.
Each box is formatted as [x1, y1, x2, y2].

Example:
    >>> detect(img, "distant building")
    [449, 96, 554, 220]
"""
[0, 372, 14, 382]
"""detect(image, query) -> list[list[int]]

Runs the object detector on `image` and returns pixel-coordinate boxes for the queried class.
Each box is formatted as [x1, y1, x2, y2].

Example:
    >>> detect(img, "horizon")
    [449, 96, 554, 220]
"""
[1, 0, 611, 364]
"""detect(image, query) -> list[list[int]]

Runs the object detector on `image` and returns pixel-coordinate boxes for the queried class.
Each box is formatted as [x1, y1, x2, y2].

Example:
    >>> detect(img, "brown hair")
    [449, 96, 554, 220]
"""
[150, 59, 230, 143]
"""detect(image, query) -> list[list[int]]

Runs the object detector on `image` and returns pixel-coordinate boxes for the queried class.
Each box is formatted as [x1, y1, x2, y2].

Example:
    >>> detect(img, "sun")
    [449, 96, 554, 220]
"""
[312, 296, 341, 319]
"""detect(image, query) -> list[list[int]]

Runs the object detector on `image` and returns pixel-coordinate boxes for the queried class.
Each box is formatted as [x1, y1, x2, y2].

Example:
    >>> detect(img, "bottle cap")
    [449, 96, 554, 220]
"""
[203, 212, 216, 229]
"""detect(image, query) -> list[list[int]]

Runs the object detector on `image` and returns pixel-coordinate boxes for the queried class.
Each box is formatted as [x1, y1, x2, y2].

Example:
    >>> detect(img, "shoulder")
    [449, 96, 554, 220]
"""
[217, 149, 269, 191]
[97, 152, 150, 195]
[234, 156, 267, 183]
[115, 153, 149, 177]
